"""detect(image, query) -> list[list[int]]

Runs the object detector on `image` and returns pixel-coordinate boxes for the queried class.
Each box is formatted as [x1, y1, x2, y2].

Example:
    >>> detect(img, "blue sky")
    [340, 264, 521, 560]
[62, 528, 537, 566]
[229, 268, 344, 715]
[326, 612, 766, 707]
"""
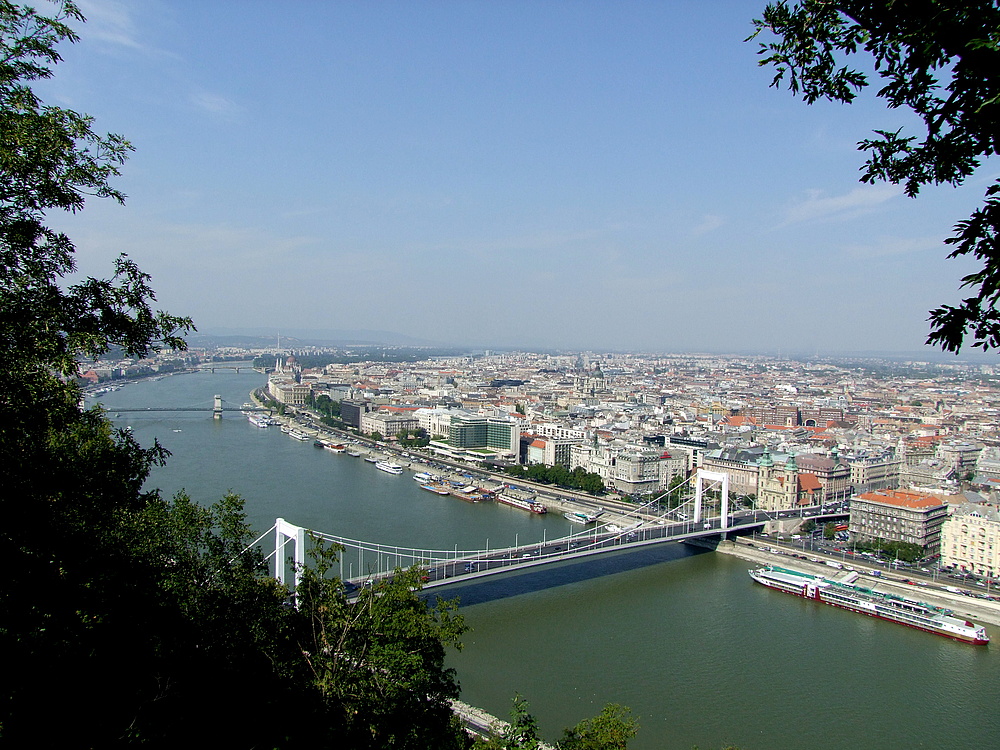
[40, 0, 998, 356]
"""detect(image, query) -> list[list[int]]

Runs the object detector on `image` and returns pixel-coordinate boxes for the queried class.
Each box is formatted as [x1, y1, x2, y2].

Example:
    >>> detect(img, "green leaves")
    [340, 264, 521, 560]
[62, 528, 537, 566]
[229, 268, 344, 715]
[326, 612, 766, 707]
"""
[752, 1, 1000, 351]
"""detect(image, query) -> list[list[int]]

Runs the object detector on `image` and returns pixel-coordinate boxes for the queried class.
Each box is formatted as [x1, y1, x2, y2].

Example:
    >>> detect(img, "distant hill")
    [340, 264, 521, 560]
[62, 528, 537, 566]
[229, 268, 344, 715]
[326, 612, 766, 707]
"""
[191, 328, 454, 349]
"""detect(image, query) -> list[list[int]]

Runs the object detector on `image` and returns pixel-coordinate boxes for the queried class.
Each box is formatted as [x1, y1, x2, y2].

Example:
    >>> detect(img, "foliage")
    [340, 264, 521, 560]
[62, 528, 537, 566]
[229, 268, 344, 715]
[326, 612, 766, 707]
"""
[664, 474, 688, 508]
[294, 541, 470, 749]
[824, 521, 837, 540]
[751, 1, 1000, 351]
[397, 427, 431, 447]
[854, 537, 925, 562]
[558, 704, 638, 750]
[306, 392, 347, 428]
[505, 463, 605, 494]
[474, 698, 639, 750]
[800, 519, 816, 533]
[474, 694, 542, 750]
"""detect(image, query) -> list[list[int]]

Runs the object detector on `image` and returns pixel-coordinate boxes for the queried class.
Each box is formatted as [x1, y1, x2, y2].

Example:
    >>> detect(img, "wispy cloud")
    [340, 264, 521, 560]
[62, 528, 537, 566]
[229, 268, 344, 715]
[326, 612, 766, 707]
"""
[689, 213, 723, 237]
[842, 235, 942, 259]
[780, 184, 902, 226]
[76, 0, 146, 51]
[190, 91, 241, 117]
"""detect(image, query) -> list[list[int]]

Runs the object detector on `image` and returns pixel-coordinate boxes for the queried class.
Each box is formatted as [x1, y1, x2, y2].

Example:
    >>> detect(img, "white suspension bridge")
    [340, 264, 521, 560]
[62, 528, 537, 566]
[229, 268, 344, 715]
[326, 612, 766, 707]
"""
[255, 470, 839, 593]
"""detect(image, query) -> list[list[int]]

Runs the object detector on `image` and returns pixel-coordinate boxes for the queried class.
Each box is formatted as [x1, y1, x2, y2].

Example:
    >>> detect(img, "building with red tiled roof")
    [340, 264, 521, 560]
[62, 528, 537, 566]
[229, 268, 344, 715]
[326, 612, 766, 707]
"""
[849, 489, 948, 552]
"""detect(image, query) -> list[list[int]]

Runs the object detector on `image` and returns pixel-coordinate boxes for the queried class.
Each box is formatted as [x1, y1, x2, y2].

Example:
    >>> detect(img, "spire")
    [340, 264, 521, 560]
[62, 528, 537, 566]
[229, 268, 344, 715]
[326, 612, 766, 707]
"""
[758, 446, 773, 468]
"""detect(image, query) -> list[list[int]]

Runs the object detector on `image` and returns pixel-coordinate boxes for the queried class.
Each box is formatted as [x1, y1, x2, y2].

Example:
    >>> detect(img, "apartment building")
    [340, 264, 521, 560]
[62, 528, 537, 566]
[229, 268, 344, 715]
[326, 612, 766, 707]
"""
[849, 489, 948, 553]
[941, 502, 1000, 578]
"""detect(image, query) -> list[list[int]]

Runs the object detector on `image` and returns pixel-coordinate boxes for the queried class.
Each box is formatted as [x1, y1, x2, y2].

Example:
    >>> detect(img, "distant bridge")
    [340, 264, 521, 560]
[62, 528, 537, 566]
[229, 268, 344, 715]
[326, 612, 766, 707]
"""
[105, 395, 271, 417]
[194, 365, 263, 373]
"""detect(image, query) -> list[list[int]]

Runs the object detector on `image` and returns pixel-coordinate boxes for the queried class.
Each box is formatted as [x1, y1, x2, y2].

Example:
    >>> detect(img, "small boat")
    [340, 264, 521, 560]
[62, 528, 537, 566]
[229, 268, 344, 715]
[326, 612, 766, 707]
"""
[420, 483, 451, 495]
[375, 460, 403, 475]
[564, 510, 602, 524]
[324, 443, 346, 453]
[364, 456, 379, 464]
[346, 450, 362, 457]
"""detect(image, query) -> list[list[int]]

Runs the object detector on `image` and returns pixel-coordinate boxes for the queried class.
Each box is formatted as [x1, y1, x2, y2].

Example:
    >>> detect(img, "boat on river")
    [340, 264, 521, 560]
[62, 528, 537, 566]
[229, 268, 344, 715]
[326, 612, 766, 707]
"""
[450, 485, 492, 502]
[375, 461, 403, 475]
[499, 494, 548, 514]
[420, 483, 451, 495]
[564, 510, 602, 524]
[749, 565, 990, 645]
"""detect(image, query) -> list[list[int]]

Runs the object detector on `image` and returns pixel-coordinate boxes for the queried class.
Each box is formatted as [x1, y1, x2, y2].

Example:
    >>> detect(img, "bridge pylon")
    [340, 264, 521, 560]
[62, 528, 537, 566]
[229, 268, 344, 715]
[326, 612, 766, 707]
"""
[275, 518, 306, 591]
[695, 469, 730, 531]
[213, 394, 223, 419]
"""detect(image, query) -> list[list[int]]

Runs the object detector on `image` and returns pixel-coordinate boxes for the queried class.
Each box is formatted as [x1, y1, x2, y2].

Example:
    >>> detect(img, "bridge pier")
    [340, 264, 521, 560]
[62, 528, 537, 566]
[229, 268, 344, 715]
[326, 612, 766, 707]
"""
[213, 394, 223, 419]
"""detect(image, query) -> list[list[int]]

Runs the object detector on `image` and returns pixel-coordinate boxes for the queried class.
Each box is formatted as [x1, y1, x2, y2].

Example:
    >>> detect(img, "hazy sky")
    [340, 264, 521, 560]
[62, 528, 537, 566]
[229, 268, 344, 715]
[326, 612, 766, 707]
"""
[41, 0, 999, 356]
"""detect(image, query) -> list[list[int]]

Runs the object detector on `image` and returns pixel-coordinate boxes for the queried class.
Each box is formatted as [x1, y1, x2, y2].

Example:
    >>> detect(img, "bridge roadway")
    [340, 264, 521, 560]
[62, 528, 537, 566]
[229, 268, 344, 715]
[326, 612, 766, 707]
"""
[331, 507, 848, 593]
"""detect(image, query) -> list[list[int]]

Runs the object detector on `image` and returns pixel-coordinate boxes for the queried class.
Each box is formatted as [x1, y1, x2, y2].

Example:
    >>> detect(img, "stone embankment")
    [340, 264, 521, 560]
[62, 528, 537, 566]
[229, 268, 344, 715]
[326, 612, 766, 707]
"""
[448, 699, 555, 749]
[717, 538, 1000, 628]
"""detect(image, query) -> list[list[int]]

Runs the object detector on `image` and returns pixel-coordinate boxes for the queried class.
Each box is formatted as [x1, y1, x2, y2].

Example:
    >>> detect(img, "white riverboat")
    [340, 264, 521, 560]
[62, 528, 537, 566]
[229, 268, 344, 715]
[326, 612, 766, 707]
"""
[564, 510, 602, 524]
[750, 565, 990, 645]
[375, 461, 403, 475]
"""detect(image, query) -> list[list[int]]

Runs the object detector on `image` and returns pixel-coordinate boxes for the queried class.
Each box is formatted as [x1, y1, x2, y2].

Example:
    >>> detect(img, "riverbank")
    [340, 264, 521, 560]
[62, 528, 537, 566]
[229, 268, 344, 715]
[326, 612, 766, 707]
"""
[249, 389, 645, 525]
[717, 537, 1000, 628]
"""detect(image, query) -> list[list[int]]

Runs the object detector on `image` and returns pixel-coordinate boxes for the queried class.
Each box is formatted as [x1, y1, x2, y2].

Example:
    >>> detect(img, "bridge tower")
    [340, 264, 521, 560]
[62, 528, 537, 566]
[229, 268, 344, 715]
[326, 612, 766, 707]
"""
[275, 518, 305, 591]
[694, 469, 730, 531]
[213, 394, 223, 419]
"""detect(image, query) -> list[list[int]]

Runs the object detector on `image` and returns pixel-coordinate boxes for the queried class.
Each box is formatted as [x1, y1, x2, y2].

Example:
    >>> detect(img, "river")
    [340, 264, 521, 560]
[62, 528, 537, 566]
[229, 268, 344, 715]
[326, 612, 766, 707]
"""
[90, 369, 1000, 750]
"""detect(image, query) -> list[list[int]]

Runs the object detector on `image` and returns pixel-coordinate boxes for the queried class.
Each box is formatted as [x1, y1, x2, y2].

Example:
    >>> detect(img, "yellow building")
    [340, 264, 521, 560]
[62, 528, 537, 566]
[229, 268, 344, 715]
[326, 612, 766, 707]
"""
[942, 503, 1000, 578]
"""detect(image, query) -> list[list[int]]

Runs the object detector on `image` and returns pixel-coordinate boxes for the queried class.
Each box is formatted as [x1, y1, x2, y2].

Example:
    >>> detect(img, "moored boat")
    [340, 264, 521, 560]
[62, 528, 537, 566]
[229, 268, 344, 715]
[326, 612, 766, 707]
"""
[450, 485, 492, 502]
[324, 443, 346, 453]
[499, 494, 548, 514]
[375, 460, 403, 475]
[420, 483, 451, 495]
[564, 510, 602, 524]
[749, 565, 990, 645]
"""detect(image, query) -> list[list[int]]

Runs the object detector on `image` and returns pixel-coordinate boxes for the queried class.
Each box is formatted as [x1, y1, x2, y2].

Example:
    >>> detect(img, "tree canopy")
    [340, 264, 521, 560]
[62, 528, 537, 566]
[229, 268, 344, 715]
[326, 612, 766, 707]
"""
[751, 1, 1000, 351]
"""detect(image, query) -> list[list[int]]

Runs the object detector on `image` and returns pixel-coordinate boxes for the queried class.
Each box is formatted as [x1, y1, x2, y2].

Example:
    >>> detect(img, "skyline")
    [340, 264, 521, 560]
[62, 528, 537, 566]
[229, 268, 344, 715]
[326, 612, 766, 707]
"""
[42, 0, 999, 357]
